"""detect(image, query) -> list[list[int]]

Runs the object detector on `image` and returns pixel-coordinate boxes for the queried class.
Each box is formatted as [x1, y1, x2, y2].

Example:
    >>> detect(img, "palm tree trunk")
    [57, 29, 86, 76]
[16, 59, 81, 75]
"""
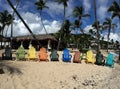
[93, 0, 100, 52]
[1, 24, 5, 48]
[57, 5, 66, 50]
[40, 11, 48, 34]
[107, 29, 110, 52]
[10, 0, 20, 49]
[6, 0, 41, 46]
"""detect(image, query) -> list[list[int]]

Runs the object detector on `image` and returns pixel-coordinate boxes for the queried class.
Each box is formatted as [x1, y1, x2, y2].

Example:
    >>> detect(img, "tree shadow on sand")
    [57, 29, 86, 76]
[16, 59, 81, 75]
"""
[0, 60, 22, 75]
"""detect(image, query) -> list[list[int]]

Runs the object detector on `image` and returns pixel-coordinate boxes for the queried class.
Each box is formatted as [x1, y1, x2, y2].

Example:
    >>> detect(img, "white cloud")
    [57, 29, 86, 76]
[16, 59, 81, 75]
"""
[104, 33, 120, 42]
[46, 1, 63, 18]
[84, 25, 120, 42]
[98, 6, 107, 21]
[97, 0, 109, 21]
[66, 0, 74, 17]
[83, 25, 94, 33]
[46, 0, 74, 19]
[4, 12, 61, 37]
[98, 0, 109, 6]
[83, 0, 91, 13]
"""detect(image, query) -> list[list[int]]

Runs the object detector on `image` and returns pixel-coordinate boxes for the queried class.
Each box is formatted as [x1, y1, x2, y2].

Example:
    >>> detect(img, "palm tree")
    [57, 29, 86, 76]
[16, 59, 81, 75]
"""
[73, 6, 90, 33]
[93, 0, 100, 52]
[0, 10, 12, 34]
[6, 0, 41, 46]
[72, 6, 90, 49]
[100, 37, 104, 49]
[103, 17, 117, 52]
[55, 0, 68, 19]
[0, 10, 14, 48]
[62, 19, 71, 47]
[35, 0, 48, 34]
[10, 0, 20, 49]
[55, 0, 69, 50]
[91, 20, 107, 50]
[108, 1, 120, 23]
[73, 20, 82, 33]
[73, 6, 90, 21]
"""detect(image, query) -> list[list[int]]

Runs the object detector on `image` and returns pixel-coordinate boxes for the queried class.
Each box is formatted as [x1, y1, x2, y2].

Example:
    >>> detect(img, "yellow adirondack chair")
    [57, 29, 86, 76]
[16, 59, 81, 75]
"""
[27, 46, 37, 61]
[86, 50, 95, 63]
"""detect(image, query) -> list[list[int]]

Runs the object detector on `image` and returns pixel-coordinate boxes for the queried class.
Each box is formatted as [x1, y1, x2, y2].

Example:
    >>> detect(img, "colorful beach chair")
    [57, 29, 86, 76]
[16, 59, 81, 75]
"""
[27, 46, 37, 61]
[73, 51, 81, 63]
[81, 53, 86, 60]
[95, 51, 105, 65]
[50, 49, 59, 61]
[38, 47, 48, 61]
[106, 53, 115, 68]
[2, 45, 12, 60]
[62, 48, 72, 62]
[86, 50, 95, 63]
[16, 46, 26, 60]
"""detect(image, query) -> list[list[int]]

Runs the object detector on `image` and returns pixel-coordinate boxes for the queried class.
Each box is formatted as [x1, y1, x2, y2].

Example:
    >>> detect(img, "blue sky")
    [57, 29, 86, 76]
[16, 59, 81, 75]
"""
[0, 0, 120, 42]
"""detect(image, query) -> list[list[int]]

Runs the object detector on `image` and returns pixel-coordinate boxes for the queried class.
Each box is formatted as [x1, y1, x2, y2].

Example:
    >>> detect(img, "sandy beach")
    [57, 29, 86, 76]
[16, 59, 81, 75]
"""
[0, 50, 120, 89]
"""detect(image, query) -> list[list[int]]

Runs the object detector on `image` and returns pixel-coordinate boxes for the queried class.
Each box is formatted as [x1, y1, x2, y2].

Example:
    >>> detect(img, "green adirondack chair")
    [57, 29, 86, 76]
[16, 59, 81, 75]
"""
[16, 46, 26, 60]
[2, 45, 12, 60]
[95, 51, 105, 65]
[50, 49, 59, 61]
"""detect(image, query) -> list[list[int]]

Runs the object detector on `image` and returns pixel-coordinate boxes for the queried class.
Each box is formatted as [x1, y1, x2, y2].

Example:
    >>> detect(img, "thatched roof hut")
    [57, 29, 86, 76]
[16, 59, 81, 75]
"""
[12, 34, 57, 41]
[0, 35, 10, 42]
[12, 34, 58, 50]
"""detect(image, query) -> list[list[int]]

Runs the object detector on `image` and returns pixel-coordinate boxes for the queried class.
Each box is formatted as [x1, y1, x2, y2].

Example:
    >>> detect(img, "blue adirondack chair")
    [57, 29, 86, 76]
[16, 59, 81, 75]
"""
[62, 48, 72, 62]
[106, 53, 115, 68]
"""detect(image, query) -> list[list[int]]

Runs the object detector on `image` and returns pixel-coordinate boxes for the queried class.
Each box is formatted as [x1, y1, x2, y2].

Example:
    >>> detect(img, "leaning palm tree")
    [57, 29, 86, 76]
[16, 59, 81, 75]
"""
[55, 0, 69, 50]
[103, 17, 117, 52]
[35, 0, 48, 34]
[6, 0, 40, 45]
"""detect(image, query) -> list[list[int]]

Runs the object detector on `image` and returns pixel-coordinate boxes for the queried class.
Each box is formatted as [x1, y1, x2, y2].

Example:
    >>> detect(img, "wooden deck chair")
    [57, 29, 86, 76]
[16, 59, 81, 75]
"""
[2, 45, 12, 60]
[38, 47, 48, 61]
[27, 46, 37, 61]
[62, 48, 72, 62]
[95, 51, 105, 66]
[86, 50, 95, 64]
[73, 51, 81, 63]
[50, 49, 59, 61]
[106, 53, 115, 68]
[16, 45, 26, 60]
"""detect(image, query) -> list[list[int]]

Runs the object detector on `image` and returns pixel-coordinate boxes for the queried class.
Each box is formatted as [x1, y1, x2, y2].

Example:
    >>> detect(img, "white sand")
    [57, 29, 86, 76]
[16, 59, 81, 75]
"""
[0, 50, 120, 89]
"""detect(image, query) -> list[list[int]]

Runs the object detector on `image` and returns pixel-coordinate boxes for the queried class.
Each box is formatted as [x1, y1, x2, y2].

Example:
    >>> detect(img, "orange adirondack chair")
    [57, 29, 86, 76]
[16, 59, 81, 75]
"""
[38, 47, 48, 61]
